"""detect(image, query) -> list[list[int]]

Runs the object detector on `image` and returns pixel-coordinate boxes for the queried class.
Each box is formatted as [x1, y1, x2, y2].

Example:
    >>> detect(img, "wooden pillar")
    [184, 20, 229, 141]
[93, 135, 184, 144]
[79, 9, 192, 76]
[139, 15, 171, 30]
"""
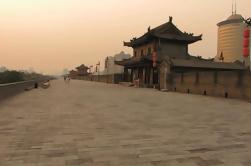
[145, 67, 149, 85]
[135, 68, 139, 79]
[160, 67, 167, 90]
[142, 67, 146, 86]
[150, 67, 153, 86]
[124, 67, 129, 82]
[130, 69, 133, 82]
[159, 61, 170, 90]
[138, 68, 140, 78]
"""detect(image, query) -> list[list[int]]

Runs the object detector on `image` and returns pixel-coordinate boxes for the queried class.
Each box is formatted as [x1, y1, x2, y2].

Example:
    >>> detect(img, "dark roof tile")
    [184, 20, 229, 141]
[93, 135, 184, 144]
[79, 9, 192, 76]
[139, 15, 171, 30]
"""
[124, 17, 202, 47]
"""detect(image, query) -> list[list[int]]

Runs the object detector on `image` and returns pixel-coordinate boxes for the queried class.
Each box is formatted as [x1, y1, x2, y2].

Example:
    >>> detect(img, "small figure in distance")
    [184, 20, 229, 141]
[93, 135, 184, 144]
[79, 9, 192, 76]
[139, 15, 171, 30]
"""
[134, 77, 140, 88]
[65, 76, 71, 84]
[68, 76, 71, 83]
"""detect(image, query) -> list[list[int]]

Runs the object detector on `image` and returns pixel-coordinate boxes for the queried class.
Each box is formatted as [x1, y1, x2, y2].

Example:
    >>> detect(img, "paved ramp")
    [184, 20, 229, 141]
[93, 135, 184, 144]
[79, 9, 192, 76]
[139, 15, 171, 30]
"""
[0, 80, 251, 166]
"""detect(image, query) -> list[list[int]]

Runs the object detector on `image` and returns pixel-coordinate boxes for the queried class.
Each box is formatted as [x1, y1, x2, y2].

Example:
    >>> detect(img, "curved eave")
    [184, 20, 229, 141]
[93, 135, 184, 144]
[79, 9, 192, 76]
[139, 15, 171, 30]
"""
[184, 36, 202, 44]
[123, 42, 132, 47]
[124, 33, 153, 48]
[154, 33, 202, 43]
[76, 67, 90, 70]
[124, 34, 202, 48]
[115, 57, 152, 67]
[115, 60, 127, 66]
[115, 59, 140, 66]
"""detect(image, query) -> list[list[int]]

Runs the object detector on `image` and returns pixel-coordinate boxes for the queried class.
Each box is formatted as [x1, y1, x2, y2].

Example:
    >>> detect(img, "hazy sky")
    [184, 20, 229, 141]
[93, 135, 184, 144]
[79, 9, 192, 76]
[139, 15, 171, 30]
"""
[0, 0, 251, 74]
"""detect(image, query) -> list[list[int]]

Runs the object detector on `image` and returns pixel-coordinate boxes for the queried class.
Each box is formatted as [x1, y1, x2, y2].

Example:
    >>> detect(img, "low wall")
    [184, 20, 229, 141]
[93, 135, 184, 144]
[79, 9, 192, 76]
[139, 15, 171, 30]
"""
[0, 81, 37, 101]
[72, 71, 251, 101]
[72, 74, 123, 84]
[167, 70, 251, 101]
[0, 77, 53, 101]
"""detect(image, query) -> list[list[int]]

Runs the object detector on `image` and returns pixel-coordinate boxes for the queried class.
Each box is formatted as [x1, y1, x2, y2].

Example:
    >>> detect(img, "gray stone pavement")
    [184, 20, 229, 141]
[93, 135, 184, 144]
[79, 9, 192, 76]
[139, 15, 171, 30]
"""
[0, 80, 251, 166]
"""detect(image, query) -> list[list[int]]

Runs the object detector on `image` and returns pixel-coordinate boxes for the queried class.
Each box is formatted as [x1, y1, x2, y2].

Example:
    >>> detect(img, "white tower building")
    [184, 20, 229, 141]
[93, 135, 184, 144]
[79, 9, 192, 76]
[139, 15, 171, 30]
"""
[103, 51, 131, 75]
[216, 14, 250, 65]
[216, 1, 251, 68]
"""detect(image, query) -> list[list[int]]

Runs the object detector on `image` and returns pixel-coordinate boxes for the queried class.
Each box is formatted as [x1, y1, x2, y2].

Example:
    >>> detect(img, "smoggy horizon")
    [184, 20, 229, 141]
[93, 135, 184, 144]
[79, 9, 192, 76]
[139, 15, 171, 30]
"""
[0, 0, 251, 75]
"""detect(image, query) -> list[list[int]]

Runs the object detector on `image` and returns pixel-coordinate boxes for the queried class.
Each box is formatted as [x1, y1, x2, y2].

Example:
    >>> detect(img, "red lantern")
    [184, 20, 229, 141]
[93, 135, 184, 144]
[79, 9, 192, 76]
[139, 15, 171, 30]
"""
[243, 28, 250, 58]
[243, 28, 250, 38]
[243, 38, 249, 47]
[243, 47, 249, 57]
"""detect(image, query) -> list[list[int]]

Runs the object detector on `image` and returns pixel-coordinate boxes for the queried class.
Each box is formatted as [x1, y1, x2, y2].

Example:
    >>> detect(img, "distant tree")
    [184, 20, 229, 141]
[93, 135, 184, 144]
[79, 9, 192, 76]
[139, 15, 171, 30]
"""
[0, 66, 7, 72]
[0, 70, 24, 84]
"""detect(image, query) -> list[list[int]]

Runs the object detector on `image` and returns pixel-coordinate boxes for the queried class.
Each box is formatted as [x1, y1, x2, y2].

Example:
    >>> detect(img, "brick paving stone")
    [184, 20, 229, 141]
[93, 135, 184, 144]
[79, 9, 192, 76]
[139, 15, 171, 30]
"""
[0, 80, 251, 165]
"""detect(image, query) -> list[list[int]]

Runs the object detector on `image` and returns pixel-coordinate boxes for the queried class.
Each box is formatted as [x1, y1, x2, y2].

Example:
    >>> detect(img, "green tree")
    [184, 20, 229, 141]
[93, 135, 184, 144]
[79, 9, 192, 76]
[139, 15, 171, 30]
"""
[0, 70, 24, 84]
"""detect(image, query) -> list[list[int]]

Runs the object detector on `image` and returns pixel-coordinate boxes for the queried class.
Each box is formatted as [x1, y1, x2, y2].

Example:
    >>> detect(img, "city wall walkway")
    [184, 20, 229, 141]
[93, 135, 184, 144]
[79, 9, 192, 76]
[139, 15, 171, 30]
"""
[0, 80, 251, 166]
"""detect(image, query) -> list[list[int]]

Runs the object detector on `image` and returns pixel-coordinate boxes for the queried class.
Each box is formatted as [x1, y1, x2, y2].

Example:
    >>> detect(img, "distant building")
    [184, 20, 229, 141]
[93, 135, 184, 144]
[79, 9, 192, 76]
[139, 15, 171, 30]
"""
[76, 64, 90, 76]
[69, 70, 78, 78]
[103, 51, 130, 75]
[69, 64, 90, 78]
[216, 13, 251, 67]
[116, 16, 246, 89]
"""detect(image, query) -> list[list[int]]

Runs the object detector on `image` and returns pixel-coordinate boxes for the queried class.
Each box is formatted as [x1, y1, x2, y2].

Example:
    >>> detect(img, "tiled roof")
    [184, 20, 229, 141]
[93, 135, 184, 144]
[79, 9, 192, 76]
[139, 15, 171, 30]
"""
[171, 59, 246, 70]
[124, 17, 202, 47]
[116, 55, 246, 70]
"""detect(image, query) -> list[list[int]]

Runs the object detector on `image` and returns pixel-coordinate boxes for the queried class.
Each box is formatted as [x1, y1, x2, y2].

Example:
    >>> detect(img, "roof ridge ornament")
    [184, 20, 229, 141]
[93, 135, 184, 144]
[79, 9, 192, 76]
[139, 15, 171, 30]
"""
[148, 26, 151, 32]
[169, 16, 173, 23]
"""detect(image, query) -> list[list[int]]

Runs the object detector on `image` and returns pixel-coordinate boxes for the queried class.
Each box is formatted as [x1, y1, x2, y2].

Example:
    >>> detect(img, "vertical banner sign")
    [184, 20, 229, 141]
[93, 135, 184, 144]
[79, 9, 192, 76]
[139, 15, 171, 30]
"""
[243, 28, 250, 58]
[250, 27, 251, 71]
[152, 52, 157, 67]
[250, 28, 251, 71]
